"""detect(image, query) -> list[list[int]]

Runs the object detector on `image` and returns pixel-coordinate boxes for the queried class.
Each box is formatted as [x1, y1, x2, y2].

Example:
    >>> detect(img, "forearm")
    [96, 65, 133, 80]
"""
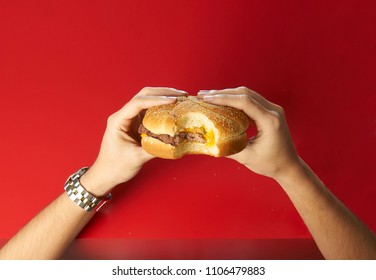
[0, 193, 94, 259]
[0, 167, 114, 260]
[276, 158, 376, 259]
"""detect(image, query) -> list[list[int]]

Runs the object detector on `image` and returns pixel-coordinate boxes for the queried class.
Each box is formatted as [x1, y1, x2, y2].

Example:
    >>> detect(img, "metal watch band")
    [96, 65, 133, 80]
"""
[64, 167, 112, 212]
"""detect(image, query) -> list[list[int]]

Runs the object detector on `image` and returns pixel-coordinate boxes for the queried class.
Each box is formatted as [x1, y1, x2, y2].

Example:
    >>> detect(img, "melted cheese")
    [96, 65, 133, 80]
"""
[204, 129, 215, 147]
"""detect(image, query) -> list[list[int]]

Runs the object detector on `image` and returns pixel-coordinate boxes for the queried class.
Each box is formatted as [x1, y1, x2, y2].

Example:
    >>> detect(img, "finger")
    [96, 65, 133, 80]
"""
[197, 89, 219, 97]
[199, 86, 277, 111]
[116, 87, 187, 121]
[138, 86, 188, 97]
[115, 95, 178, 121]
[246, 89, 281, 112]
[226, 137, 257, 161]
[202, 94, 269, 127]
[139, 148, 155, 162]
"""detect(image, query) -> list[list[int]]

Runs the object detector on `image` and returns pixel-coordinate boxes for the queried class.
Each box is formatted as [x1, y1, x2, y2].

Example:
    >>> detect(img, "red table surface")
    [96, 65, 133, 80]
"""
[0, 0, 375, 259]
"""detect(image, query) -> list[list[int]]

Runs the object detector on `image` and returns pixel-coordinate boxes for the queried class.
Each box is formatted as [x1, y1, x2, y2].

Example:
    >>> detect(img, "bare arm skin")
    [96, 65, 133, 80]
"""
[278, 158, 376, 259]
[0, 193, 94, 259]
[2, 86, 374, 260]
[0, 87, 187, 260]
[201, 87, 376, 259]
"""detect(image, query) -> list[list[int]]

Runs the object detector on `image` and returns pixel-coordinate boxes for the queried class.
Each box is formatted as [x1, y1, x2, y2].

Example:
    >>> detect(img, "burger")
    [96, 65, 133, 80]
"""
[138, 96, 250, 159]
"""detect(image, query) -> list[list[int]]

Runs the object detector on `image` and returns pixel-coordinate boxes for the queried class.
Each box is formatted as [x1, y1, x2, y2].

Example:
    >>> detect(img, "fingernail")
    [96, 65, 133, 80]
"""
[198, 90, 210, 95]
[202, 95, 215, 100]
[169, 88, 187, 94]
[139, 95, 177, 100]
[163, 96, 178, 100]
[198, 89, 218, 95]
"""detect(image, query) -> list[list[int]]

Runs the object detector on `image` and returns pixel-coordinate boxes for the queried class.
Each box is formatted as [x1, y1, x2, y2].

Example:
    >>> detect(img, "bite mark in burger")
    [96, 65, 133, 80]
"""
[138, 96, 250, 159]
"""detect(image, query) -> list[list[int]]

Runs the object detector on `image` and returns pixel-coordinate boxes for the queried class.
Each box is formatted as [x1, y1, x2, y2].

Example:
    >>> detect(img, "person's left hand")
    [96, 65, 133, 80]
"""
[80, 87, 187, 196]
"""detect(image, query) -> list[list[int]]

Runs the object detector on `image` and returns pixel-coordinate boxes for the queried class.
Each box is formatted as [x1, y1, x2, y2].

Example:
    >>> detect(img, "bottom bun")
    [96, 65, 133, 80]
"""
[141, 133, 248, 159]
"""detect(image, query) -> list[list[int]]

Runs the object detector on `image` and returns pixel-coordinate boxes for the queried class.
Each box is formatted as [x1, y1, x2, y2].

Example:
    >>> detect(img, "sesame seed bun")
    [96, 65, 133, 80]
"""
[140, 96, 249, 159]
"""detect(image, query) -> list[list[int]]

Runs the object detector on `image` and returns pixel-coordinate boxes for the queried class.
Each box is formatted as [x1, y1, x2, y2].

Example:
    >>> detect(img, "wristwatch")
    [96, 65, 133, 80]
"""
[64, 167, 112, 212]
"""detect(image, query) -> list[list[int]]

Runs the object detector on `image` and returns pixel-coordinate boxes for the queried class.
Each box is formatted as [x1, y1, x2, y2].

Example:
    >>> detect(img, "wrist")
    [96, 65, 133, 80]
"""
[273, 156, 307, 187]
[64, 167, 113, 212]
[79, 166, 116, 197]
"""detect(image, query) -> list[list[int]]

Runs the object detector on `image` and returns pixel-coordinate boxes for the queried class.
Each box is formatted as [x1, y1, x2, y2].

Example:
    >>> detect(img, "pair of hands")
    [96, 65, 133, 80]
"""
[81, 87, 301, 197]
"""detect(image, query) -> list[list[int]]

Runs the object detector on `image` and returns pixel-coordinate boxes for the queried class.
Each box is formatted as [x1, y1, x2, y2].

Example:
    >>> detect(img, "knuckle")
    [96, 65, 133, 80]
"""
[275, 105, 285, 115]
[266, 111, 282, 129]
[107, 112, 117, 125]
[240, 94, 257, 110]
[243, 94, 255, 104]
[139, 87, 152, 95]
[237, 86, 250, 94]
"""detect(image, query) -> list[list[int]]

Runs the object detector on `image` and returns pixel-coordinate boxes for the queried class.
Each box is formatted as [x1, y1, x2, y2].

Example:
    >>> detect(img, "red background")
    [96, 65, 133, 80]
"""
[0, 0, 375, 259]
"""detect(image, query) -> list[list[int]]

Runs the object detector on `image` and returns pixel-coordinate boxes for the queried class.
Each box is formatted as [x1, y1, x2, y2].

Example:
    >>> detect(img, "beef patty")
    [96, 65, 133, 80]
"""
[138, 124, 206, 146]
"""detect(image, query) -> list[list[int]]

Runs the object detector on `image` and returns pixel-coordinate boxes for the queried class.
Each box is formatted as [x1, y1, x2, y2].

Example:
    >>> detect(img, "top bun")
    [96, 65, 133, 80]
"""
[140, 96, 250, 159]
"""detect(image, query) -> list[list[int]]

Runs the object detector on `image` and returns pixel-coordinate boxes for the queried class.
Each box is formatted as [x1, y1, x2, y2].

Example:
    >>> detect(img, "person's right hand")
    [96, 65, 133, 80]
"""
[81, 87, 187, 197]
[200, 86, 301, 181]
